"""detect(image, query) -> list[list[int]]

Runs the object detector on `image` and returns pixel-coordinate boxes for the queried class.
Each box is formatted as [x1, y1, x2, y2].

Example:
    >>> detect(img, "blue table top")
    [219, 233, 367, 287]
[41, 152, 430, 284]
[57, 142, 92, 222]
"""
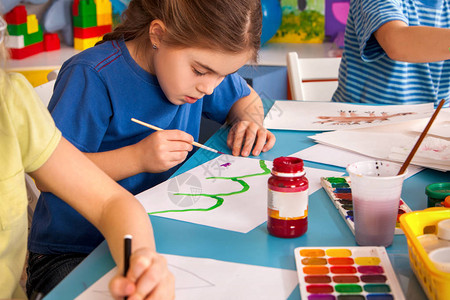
[45, 101, 445, 300]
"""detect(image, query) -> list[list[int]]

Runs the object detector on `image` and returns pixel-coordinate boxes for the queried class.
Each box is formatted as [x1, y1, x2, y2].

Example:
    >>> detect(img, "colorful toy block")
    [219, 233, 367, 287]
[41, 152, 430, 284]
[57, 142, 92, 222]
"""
[72, 0, 113, 50]
[27, 15, 39, 34]
[78, 0, 97, 16]
[96, 0, 112, 15]
[43, 33, 61, 51]
[6, 22, 27, 36]
[74, 36, 103, 50]
[5, 35, 25, 49]
[4, 5, 27, 25]
[9, 41, 44, 60]
[5, 5, 60, 60]
[73, 0, 97, 27]
[24, 27, 43, 46]
[96, 0, 112, 26]
[97, 13, 112, 27]
[72, 0, 81, 16]
[74, 24, 112, 39]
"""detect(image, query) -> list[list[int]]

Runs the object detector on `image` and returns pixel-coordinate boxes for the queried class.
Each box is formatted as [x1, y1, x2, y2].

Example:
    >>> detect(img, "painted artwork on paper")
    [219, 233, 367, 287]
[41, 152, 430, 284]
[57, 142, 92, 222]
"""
[314, 110, 415, 125]
[75, 254, 299, 300]
[136, 154, 344, 233]
[263, 101, 434, 131]
[269, 0, 325, 43]
[388, 136, 450, 170]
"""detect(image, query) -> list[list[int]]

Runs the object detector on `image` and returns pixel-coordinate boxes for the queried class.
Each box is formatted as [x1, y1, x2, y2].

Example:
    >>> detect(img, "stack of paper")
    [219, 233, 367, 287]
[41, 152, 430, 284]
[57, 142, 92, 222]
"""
[308, 111, 450, 171]
[263, 101, 449, 171]
[290, 144, 423, 177]
[388, 133, 449, 171]
[263, 101, 434, 131]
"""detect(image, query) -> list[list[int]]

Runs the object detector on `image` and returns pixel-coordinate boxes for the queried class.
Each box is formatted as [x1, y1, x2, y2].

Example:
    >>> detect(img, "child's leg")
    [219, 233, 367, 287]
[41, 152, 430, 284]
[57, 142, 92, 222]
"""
[26, 252, 87, 297]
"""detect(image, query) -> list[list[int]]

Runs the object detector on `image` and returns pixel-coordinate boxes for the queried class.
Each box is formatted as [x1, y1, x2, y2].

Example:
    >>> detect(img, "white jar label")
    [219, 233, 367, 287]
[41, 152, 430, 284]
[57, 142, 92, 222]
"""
[268, 189, 308, 218]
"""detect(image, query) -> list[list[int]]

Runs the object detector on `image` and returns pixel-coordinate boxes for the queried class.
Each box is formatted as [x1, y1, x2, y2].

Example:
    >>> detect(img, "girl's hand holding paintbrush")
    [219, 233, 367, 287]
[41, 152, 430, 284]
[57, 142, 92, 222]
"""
[131, 87, 276, 159]
[131, 87, 276, 162]
[133, 128, 194, 173]
[84, 126, 195, 182]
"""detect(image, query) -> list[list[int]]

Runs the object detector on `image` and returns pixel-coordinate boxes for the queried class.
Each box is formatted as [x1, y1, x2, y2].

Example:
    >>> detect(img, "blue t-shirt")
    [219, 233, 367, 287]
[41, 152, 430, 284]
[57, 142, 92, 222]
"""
[333, 0, 450, 107]
[29, 39, 250, 254]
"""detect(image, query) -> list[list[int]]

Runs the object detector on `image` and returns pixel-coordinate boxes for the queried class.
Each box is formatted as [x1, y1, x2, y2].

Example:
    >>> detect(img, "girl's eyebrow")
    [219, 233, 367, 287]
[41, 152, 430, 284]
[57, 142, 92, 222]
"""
[194, 61, 239, 76]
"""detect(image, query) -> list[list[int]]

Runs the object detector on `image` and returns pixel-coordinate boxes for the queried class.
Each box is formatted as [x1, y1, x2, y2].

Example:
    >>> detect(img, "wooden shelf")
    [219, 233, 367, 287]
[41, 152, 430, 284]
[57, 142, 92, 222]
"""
[258, 42, 337, 66]
[6, 42, 336, 71]
[6, 46, 79, 71]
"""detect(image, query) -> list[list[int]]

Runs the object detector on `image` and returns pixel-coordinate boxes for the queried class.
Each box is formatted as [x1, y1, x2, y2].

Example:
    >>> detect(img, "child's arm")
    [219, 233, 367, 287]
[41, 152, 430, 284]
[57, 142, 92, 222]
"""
[374, 20, 450, 63]
[225, 85, 276, 156]
[83, 129, 194, 181]
[30, 137, 175, 299]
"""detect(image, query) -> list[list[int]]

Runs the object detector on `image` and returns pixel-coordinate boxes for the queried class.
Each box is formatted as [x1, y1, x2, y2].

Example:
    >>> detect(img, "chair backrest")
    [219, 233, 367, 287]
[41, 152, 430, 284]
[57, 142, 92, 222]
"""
[287, 52, 341, 101]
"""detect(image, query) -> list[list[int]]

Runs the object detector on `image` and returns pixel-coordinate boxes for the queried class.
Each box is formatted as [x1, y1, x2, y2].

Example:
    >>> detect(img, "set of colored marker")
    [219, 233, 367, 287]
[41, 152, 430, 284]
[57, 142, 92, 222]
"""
[320, 177, 412, 235]
[294, 246, 405, 300]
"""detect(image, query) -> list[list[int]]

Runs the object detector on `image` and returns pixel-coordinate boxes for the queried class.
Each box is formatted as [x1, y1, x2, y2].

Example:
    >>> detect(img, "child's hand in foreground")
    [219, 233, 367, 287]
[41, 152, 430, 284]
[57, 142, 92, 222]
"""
[110, 249, 175, 300]
[227, 120, 276, 157]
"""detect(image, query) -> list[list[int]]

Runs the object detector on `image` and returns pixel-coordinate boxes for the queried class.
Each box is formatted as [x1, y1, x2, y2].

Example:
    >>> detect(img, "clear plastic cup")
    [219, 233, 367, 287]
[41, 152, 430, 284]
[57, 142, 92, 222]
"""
[347, 160, 407, 247]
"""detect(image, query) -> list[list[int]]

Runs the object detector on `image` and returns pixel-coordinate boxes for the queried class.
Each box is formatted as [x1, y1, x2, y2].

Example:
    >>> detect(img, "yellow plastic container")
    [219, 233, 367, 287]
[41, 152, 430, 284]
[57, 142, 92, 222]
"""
[400, 208, 450, 300]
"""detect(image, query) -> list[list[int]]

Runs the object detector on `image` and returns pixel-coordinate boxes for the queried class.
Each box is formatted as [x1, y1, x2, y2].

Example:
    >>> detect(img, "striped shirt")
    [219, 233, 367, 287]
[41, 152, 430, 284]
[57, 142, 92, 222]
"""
[333, 0, 450, 107]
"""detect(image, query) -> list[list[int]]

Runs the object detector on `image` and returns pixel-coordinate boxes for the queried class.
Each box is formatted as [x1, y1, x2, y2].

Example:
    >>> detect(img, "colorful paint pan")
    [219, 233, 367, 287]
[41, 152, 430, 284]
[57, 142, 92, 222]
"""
[320, 177, 412, 235]
[294, 246, 405, 300]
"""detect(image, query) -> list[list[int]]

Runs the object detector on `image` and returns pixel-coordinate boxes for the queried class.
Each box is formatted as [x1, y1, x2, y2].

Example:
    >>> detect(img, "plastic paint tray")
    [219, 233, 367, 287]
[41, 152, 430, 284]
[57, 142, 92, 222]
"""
[294, 246, 405, 300]
[399, 208, 450, 300]
[321, 176, 411, 235]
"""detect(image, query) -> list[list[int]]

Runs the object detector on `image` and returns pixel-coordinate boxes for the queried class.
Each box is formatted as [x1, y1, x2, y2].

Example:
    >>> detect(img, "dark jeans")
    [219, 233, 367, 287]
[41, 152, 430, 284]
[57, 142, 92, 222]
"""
[26, 252, 88, 298]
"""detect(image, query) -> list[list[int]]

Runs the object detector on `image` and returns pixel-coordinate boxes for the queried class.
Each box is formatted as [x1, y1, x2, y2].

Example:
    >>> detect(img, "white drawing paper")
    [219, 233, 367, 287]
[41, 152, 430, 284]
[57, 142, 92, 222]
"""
[291, 144, 424, 178]
[75, 254, 299, 300]
[388, 136, 450, 168]
[137, 155, 344, 233]
[309, 117, 450, 171]
[408, 109, 450, 138]
[263, 101, 434, 131]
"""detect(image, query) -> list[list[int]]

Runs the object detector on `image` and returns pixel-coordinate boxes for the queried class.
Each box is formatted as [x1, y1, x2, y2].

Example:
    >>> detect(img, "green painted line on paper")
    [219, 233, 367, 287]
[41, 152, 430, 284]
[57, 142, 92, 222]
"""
[148, 160, 269, 215]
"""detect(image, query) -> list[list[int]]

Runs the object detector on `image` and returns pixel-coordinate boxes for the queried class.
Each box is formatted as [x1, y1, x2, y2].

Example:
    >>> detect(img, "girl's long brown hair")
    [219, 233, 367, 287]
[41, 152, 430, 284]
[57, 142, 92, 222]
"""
[100, 0, 262, 62]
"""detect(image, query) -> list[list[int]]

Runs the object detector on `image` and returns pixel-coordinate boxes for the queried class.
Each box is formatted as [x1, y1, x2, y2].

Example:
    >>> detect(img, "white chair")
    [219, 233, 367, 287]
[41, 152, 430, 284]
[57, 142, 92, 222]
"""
[287, 52, 341, 101]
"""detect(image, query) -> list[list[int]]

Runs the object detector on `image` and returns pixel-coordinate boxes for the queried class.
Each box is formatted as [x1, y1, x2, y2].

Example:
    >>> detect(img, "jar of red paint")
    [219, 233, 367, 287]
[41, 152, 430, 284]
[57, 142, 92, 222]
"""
[267, 156, 309, 238]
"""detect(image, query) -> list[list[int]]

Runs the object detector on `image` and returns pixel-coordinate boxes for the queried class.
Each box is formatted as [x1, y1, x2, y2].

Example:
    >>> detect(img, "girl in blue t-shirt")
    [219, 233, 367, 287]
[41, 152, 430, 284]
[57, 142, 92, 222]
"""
[27, 0, 276, 296]
[0, 14, 173, 299]
[333, 0, 450, 107]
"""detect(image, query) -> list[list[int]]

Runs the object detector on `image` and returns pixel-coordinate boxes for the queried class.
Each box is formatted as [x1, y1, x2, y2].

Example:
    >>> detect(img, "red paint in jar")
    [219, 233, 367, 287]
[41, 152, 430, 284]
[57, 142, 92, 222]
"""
[267, 156, 309, 238]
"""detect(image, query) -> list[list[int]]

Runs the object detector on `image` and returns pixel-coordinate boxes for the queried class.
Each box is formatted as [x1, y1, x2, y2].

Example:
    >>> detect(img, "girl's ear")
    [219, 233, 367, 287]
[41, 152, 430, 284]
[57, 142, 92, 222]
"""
[149, 19, 166, 47]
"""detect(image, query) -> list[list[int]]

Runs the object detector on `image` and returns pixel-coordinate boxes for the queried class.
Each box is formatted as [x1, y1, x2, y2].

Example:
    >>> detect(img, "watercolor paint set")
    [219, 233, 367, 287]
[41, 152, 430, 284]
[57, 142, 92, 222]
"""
[320, 177, 411, 235]
[294, 246, 405, 300]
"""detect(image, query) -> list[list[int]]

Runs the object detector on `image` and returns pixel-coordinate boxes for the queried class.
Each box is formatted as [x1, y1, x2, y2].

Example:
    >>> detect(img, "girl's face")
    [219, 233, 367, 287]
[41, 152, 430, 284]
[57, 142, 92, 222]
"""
[152, 45, 252, 105]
